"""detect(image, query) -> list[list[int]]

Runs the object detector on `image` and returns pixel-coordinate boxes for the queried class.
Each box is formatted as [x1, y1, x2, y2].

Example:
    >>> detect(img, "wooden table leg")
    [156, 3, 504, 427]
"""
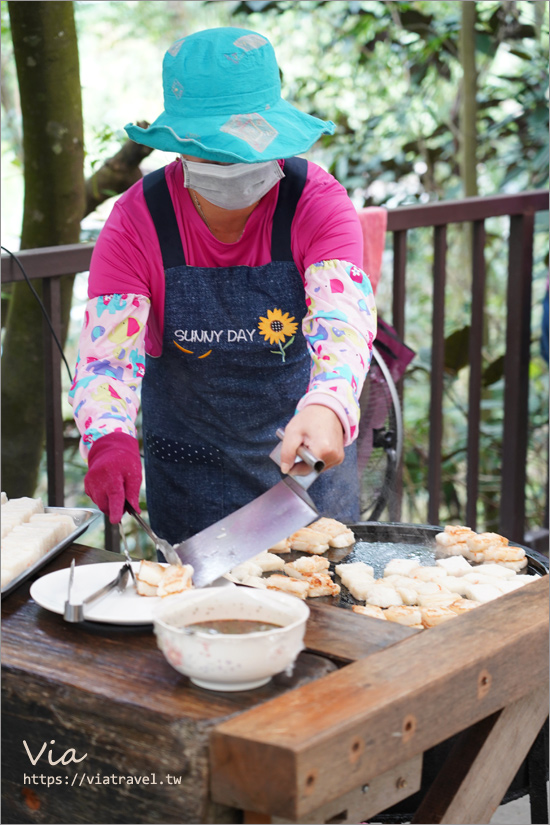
[244, 813, 272, 824]
[412, 685, 549, 824]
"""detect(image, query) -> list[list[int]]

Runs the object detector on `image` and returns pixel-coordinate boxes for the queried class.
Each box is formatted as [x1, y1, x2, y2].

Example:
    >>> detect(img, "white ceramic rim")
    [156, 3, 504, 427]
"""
[153, 587, 309, 639]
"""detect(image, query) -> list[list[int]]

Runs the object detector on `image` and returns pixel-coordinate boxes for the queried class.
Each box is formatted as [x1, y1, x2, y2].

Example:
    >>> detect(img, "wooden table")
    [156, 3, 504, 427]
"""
[2, 544, 548, 824]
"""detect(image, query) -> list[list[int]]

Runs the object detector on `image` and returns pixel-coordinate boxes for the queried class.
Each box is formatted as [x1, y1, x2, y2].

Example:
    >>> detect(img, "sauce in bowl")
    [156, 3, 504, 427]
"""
[186, 619, 283, 635]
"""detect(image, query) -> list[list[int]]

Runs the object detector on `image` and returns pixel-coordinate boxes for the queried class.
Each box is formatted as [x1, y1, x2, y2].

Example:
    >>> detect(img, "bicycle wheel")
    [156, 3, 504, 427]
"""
[357, 346, 403, 521]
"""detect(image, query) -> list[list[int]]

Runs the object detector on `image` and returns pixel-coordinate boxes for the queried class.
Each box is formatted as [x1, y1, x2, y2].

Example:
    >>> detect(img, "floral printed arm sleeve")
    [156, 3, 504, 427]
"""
[297, 260, 377, 445]
[68, 294, 150, 460]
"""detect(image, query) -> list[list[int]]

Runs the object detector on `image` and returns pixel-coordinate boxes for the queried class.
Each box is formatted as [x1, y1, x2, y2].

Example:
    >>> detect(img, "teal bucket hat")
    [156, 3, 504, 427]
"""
[124, 27, 335, 163]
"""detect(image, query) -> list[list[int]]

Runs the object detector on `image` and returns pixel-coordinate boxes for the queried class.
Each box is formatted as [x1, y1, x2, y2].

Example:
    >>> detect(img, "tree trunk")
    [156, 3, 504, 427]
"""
[459, 1, 478, 198]
[2, 1, 84, 497]
[84, 123, 152, 215]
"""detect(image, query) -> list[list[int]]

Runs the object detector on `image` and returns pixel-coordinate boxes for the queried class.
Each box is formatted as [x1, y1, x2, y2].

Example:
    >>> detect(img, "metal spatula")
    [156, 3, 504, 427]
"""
[170, 432, 324, 587]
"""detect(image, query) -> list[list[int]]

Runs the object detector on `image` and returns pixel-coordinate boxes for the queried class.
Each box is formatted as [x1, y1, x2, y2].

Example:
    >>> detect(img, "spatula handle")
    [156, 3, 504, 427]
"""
[275, 428, 325, 473]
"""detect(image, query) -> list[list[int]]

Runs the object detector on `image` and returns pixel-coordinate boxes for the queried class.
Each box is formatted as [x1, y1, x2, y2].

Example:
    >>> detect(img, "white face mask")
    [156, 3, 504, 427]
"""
[181, 158, 284, 210]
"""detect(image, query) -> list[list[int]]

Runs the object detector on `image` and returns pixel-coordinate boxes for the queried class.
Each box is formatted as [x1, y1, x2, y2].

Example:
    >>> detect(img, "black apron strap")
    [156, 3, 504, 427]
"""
[271, 157, 308, 262]
[142, 167, 186, 269]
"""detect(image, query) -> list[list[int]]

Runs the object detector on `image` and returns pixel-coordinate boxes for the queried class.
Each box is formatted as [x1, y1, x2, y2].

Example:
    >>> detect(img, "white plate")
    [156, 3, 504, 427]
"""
[30, 562, 232, 625]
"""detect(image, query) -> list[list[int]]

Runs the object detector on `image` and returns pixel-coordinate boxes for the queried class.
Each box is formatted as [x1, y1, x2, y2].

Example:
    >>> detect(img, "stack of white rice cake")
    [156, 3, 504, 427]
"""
[1, 494, 75, 589]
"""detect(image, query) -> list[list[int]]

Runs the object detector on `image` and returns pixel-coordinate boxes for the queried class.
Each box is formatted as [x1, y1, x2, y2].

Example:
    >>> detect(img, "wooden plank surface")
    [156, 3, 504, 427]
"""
[1, 545, 338, 723]
[412, 685, 549, 824]
[210, 576, 549, 819]
[305, 602, 416, 663]
[1, 545, 342, 825]
[270, 755, 422, 824]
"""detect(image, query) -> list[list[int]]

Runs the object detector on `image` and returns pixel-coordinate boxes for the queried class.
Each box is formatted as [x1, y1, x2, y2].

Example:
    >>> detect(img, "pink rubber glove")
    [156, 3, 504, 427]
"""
[84, 433, 142, 524]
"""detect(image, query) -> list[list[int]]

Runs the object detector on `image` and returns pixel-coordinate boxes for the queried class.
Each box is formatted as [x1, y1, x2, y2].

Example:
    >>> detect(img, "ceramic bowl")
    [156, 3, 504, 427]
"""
[153, 585, 309, 691]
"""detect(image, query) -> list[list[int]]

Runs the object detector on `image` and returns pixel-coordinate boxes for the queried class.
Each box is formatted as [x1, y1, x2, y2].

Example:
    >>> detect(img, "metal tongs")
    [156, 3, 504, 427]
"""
[124, 502, 182, 566]
[63, 558, 132, 623]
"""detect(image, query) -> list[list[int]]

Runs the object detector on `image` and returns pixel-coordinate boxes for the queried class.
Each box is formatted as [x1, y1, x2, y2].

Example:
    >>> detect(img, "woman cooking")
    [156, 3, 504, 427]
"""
[69, 27, 377, 545]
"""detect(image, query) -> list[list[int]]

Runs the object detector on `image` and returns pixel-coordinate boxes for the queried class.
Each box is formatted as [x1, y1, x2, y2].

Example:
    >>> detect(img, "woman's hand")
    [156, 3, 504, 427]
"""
[280, 404, 345, 475]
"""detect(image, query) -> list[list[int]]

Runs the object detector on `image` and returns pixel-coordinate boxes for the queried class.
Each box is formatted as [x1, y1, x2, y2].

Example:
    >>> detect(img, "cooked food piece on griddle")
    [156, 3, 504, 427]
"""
[352, 604, 386, 620]
[310, 517, 355, 547]
[435, 556, 473, 576]
[434, 526, 474, 557]
[497, 574, 539, 593]
[447, 598, 480, 615]
[288, 527, 330, 554]
[514, 574, 541, 584]
[442, 576, 472, 597]
[464, 572, 506, 588]
[365, 582, 403, 608]
[136, 560, 166, 596]
[384, 605, 422, 627]
[250, 551, 285, 572]
[157, 563, 194, 598]
[227, 561, 264, 582]
[409, 566, 448, 582]
[471, 563, 516, 579]
[384, 558, 420, 577]
[266, 574, 309, 600]
[462, 582, 502, 603]
[410, 624, 425, 630]
[394, 584, 420, 606]
[305, 573, 341, 598]
[284, 555, 330, 579]
[403, 579, 450, 596]
[240, 574, 268, 589]
[335, 562, 375, 600]
[267, 538, 291, 553]
[383, 574, 417, 588]
[335, 561, 375, 580]
[416, 591, 458, 609]
[435, 525, 474, 546]
[420, 606, 458, 628]
[479, 545, 527, 571]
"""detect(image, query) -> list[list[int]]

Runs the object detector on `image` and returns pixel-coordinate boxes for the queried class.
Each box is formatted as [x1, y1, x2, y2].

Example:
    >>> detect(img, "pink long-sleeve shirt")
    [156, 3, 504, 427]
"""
[70, 159, 377, 456]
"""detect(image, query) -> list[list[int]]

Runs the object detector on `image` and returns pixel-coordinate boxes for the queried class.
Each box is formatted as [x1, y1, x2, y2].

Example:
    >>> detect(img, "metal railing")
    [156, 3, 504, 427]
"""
[2, 189, 548, 549]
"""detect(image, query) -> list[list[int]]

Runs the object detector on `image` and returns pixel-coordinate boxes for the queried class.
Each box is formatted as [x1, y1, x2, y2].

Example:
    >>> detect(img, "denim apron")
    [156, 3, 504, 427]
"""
[141, 158, 359, 544]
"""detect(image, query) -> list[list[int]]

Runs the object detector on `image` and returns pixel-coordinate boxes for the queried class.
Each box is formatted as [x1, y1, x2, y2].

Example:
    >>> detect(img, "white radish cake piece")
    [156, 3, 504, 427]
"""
[250, 551, 285, 572]
[384, 558, 420, 577]
[136, 560, 166, 596]
[384, 605, 422, 627]
[352, 604, 386, 620]
[421, 606, 458, 628]
[310, 517, 355, 548]
[365, 583, 403, 608]
[463, 582, 502, 603]
[228, 561, 264, 581]
[266, 574, 309, 600]
[409, 566, 448, 582]
[288, 527, 330, 554]
[284, 555, 330, 579]
[416, 591, 458, 609]
[335, 561, 375, 580]
[157, 564, 194, 598]
[1, 492, 8, 505]
[447, 598, 481, 615]
[441, 577, 470, 597]
[240, 575, 268, 589]
[394, 585, 420, 606]
[305, 573, 341, 598]
[435, 556, 473, 576]
[267, 538, 291, 553]
[471, 563, 516, 579]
